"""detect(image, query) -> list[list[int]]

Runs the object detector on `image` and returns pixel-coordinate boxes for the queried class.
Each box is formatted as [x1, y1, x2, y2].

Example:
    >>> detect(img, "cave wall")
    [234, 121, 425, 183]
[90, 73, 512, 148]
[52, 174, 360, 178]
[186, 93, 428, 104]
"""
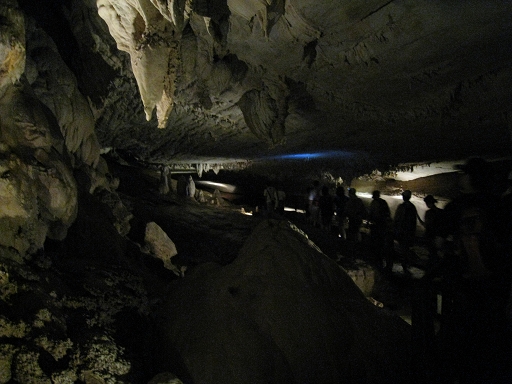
[1, 2, 511, 382]
[11, 0, 512, 169]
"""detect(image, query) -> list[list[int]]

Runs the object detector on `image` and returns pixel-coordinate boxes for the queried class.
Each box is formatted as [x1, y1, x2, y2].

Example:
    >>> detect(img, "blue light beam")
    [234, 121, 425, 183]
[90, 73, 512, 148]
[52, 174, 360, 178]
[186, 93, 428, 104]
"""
[264, 150, 357, 161]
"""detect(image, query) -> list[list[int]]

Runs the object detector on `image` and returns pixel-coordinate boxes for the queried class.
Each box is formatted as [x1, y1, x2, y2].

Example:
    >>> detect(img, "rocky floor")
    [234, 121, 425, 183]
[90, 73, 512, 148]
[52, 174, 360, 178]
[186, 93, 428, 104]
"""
[110, 159, 427, 322]
[106, 161, 466, 382]
[3, 160, 510, 383]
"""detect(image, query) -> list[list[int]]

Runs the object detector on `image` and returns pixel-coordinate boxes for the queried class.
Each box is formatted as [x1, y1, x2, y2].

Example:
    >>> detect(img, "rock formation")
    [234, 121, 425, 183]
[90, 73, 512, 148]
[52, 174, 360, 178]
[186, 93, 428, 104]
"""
[8, 0, 510, 167]
[158, 219, 411, 383]
[1, 0, 512, 382]
[144, 221, 180, 274]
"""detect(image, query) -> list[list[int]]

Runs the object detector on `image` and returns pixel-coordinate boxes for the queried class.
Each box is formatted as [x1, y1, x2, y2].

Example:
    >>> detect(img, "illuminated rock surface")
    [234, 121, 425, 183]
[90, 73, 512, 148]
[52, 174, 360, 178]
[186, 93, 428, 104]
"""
[8, 0, 511, 166]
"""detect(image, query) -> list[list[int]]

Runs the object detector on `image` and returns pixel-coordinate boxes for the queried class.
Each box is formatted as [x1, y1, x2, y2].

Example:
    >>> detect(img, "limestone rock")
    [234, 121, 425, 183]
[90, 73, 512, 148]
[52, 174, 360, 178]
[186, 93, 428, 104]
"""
[0, 1, 25, 96]
[0, 242, 159, 383]
[346, 264, 377, 297]
[159, 219, 411, 383]
[25, 19, 102, 168]
[144, 221, 180, 274]
[0, 85, 78, 254]
[91, 0, 512, 165]
[5, 0, 510, 172]
[148, 372, 184, 384]
[97, 0, 184, 128]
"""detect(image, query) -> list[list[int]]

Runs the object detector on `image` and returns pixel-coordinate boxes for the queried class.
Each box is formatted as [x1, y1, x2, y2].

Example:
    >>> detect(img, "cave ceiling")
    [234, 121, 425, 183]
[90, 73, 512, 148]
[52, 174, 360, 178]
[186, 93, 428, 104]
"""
[13, 0, 512, 175]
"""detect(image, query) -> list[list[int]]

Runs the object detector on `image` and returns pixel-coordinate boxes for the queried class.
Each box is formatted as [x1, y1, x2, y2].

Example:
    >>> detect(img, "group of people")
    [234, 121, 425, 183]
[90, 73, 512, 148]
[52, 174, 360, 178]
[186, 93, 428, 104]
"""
[307, 181, 337, 229]
[307, 181, 390, 259]
[307, 158, 512, 383]
[165, 161, 511, 382]
[337, 186, 443, 275]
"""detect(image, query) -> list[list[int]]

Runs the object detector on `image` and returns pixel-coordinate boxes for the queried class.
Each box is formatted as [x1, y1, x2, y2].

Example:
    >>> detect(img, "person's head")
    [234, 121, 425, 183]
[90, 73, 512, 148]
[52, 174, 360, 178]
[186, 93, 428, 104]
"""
[336, 186, 345, 196]
[348, 188, 356, 196]
[423, 194, 437, 207]
[402, 190, 412, 201]
[372, 190, 380, 199]
[456, 157, 492, 193]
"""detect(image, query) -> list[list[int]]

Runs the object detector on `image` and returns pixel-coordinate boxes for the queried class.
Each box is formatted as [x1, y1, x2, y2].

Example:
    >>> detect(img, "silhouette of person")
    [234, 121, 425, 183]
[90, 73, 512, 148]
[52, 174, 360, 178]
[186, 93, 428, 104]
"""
[497, 169, 512, 261]
[276, 187, 286, 215]
[439, 158, 512, 383]
[417, 195, 445, 269]
[393, 189, 417, 273]
[334, 186, 349, 239]
[368, 190, 392, 269]
[263, 183, 278, 216]
[308, 180, 321, 227]
[443, 158, 502, 278]
[319, 185, 334, 231]
[343, 188, 367, 243]
[498, 169, 512, 342]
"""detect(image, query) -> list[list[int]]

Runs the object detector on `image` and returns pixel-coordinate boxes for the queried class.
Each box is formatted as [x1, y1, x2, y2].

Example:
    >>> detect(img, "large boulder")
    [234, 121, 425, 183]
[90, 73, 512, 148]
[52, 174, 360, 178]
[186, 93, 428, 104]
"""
[158, 219, 412, 383]
[0, 84, 78, 256]
[144, 221, 180, 275]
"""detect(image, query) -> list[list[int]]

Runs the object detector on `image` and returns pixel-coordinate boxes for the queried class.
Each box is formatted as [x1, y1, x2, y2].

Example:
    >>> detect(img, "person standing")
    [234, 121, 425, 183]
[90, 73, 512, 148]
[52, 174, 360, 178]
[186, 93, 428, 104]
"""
[417, 195, 444, 268]
[368, 190, 392, 269]
[334, 186, 349, 239]
[263, 183, 278, 216]
[319, 185, 334, 231]
[439, 158, 512, 383]
[276, 187, 286, 215]
[308, 180, 321, 227]
[497, 170, 512, 263]
[343, 188, 367, 243]
[393, 189, 418, 274]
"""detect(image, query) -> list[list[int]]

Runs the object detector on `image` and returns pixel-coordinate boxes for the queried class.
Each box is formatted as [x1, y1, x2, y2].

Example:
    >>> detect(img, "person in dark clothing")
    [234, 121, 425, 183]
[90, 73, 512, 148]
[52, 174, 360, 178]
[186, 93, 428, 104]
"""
[334, 186, 349, 239]
[497, 170, 512, 265]
[319, 185, 334, 231]
[393, 189, 417, 273]
[308, 180, 321, 227]
[263, 184, 278, 216]
[498, 170, 512, 348]
[417, 195, 445, 269]
[276, 187, 286, 215]
[443, 158, 503, 277]
[343, 188, 367, 243]
[438, 158, 512, 384]
[368, 190, 392, 270]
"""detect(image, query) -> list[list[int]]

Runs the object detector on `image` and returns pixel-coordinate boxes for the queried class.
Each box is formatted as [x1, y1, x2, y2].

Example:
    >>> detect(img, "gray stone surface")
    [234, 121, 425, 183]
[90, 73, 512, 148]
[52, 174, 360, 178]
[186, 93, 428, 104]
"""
[158, 219, 411, 384]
